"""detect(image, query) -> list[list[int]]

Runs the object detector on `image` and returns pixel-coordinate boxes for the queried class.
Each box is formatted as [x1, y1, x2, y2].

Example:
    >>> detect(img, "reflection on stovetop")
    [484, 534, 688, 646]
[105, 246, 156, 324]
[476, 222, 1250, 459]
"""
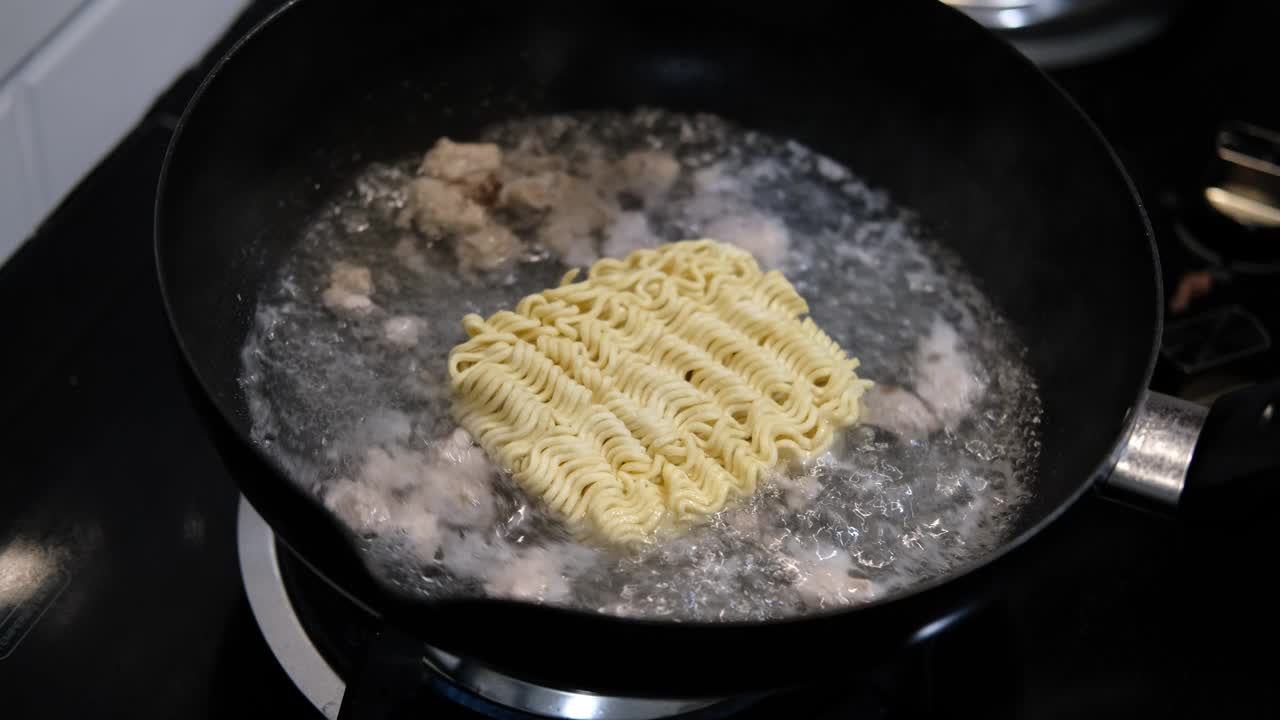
[1, 0, 1279, 718]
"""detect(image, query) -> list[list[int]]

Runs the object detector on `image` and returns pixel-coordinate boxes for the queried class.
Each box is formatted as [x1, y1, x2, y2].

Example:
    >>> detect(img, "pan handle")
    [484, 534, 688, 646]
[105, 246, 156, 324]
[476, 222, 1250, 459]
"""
[1181, 379, 1280, 514]
[1101, 382, 1280, 511]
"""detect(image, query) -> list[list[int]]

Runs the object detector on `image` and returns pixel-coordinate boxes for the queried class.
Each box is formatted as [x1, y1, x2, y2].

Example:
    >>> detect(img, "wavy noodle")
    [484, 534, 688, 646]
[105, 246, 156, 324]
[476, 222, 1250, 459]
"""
[448, 239, 873, 544]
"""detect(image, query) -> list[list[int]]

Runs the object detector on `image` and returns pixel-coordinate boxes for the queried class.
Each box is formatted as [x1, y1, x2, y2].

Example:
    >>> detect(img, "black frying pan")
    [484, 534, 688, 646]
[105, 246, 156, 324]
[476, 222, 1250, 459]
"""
[154, 0, 1279, 701]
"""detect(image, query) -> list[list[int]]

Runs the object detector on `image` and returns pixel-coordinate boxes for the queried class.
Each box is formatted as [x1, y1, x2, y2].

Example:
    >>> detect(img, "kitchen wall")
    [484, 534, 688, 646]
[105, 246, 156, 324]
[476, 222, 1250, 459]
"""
[0, 0, 248, 266]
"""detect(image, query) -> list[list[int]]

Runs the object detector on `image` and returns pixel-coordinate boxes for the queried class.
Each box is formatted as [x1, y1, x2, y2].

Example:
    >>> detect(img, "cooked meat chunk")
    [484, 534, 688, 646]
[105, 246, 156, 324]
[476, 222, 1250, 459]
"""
[329, 260, 372, 295]
[401, 177, 488, 236]
[702, 212, 790, 269]
[456, 224, 522, 274]
[499, 171, 568, 214]
[617, 150, 680, 200]
[382, 315, 425, 348]
[600, 211, 658, 259]
[418, 138, 502, 181]
[536, 178, 615, 266]
[913, 318, 984, 429]
[321, 261, 377, 318]
[860, 384, 941, 439]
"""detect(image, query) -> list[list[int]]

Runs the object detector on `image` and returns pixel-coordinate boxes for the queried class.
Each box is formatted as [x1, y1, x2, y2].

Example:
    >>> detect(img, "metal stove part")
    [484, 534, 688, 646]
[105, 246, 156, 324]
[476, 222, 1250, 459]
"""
[421, 646, 722, 720]
[1102, 392, 1208, 507]
[1204, 122, 1280, 228]
[238, 498, 727, 720]
[941, 0, 1175, 68]
[1161, 304, 1272, 376]
[238, 497, 346, 719]
[942, 0, 1109, 30]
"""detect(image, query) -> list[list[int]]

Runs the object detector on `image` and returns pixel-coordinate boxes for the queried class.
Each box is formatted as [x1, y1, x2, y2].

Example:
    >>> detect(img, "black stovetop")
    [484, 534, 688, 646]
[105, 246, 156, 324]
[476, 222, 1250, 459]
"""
[2, 2, 1278, 718]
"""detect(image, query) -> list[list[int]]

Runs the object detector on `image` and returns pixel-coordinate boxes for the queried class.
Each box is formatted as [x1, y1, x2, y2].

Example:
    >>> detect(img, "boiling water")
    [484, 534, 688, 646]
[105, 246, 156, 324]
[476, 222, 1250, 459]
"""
[241, 110, 1042, 621]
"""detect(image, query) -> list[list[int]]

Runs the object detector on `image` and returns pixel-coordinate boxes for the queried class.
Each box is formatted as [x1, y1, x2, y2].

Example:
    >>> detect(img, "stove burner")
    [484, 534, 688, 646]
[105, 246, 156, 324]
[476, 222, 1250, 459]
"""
[419, 645, 730, 719]
[238, 498, 345, 718]
[237, 498, 736, 719]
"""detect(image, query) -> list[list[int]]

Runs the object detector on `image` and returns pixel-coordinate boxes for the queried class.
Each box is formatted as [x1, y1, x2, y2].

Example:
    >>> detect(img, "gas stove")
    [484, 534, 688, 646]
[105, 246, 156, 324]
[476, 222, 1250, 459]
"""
[2, 2, 1278, 718]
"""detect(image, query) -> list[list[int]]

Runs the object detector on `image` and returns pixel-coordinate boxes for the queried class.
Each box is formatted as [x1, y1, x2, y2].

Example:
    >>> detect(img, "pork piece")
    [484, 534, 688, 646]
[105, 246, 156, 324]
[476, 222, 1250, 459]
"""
[720, 507, 763, 539]
[392, 236, 428, 274]
[600, 211, 658, 259]
[456, 224, 522, 275]
[354, 162, 411, 219]
[382, 315, 425, 348]
[321, 260, 377, 319]
[617, 150, 680, 201]
[702, 212, 790, 269]
[913, 318, 985, 429]
[357, 445, 424, 495]
[323, 479, 391, 534]
[330, 260, 372, 295]
[537, 178, 615, 267]
[772, 471, 823, 512]
[414, 428, 497, 528]
[860, 384, 941, 440]
[691, 163, 739, 195]
[345, 433, 496, 534]
[438, 531, 513, 584]
[498, 171, 568, 215]
[397, 512, 443, 559]
[417, 139, 503, 205]
[502, 146, 570, 176]
[400, 177, 488, 236]
[786, 541, 877, 609]
[418, 138, 502, 182]
[482, 546, 576, 603]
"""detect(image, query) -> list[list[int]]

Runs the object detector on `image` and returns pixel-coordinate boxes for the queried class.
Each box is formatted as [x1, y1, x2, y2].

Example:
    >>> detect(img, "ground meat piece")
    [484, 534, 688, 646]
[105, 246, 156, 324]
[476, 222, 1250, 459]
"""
[702, 212, 790, 269]
[456, 224, 522, 274]
[321, 261, 377, 319]
[392, 236, 428, 274]
[382, 315, 425, 348]
[773, 471, 823, 511]
[418, 138, 502, 181]
[502, 147, 570, 176]
[329, 261, 373, 295]
[785, 541, 878, 609]
[356, 433, 496, 531]
[537, 178, 615, 266]
[861, 384, 942, 439]
[398, 512, 443, 559]
[540, 217, 599, 267]
[321, 288, 376, 318]
[456, 172, 502, 206]
[323, 479, 391, 534]
[499, 171, 568, 214]
[354, 163, 411, 220]
[417, 139, 504, 206]
[600, 211, 658, 259]
[400, 177, 488, 236]
[617, 150, 680, 200]
[482, 547, 580, 603]
[913, 318, 985, 429]
[721, 508, 762, 539]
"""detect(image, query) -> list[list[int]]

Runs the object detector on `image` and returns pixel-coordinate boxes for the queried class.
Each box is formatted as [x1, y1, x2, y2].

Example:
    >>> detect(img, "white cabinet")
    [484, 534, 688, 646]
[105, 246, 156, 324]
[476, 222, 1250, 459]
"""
[0, 0, 84, 84]
[0, 0, 248, 266]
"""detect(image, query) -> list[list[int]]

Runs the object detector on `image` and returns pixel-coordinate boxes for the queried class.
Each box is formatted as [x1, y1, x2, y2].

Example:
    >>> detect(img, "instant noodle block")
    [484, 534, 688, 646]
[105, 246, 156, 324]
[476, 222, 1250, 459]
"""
[448, 239, 873, 544]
